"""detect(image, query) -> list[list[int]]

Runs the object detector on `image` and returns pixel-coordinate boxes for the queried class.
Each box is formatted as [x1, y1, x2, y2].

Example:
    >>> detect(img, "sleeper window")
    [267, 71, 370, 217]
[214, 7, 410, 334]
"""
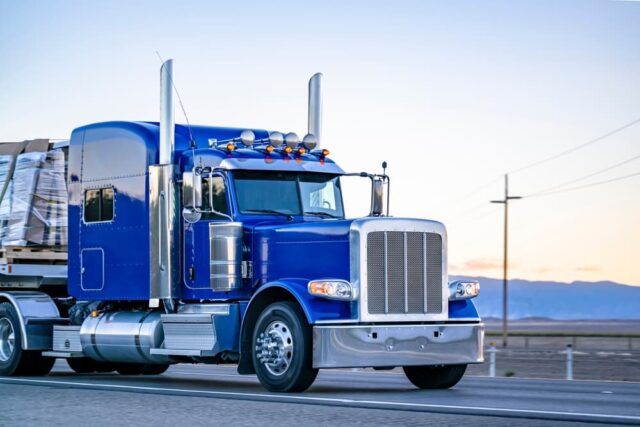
[84, 187, 114, 222]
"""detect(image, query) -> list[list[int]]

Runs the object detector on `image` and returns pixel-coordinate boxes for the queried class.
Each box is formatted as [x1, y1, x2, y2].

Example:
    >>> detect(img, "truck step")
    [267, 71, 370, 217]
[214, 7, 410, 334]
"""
[50, 325, 83, 357]
[159, 313, 217, 353]
[0, 245, 68, 265]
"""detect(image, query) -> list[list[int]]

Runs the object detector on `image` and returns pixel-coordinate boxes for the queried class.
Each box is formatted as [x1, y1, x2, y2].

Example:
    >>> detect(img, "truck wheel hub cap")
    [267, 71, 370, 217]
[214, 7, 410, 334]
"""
[0, 318, 15, 362]
[255, 321, 293, 376]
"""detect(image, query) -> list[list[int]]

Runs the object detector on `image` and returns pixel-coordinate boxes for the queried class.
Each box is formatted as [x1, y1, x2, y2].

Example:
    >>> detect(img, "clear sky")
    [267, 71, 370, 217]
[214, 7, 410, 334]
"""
[1, 0, 639, 285]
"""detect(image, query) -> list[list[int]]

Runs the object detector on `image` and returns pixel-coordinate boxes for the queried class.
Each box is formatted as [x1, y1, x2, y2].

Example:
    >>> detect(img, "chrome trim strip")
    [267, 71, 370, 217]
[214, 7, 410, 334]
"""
[218, 157, 344, 174]
[383, 231, 388, 314]
[312, 323, 484, 369]
[423, 232, 427, 313]
[313, 319, 360, 325]
[403, 232, 408, 314]
[177, 304, 231, 315]
[149, 165, 180, 303]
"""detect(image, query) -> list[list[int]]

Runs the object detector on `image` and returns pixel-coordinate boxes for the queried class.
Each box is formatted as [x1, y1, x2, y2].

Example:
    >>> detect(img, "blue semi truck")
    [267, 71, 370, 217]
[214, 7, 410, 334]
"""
[0, 60, 483, 392]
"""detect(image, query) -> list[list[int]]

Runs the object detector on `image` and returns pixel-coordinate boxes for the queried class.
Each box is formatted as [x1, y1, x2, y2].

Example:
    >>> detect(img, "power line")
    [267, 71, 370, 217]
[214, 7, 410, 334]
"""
[526, 170, 640, 198]
[525, 153, 640, 197]
[454, 175, 503, 203]
[509, 116, 640, 175]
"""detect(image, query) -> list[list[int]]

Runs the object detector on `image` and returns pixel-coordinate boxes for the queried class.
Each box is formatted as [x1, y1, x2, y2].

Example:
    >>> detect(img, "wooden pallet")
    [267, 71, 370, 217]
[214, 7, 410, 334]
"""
[0, 246, 67, 265]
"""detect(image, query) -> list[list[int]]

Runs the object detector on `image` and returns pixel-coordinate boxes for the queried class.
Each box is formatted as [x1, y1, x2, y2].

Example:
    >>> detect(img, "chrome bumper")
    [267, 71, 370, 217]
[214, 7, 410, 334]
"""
[312, 323, 484, 369]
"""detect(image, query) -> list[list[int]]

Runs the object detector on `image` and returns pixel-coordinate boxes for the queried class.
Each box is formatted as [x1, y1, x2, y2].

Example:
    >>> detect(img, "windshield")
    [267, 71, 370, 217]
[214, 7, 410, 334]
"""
[233, 171, 345, 218]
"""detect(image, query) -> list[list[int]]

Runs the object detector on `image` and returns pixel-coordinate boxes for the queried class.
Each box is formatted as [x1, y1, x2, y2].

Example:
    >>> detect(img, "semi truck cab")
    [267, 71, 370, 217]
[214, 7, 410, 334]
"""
[0, 61, 483, 392]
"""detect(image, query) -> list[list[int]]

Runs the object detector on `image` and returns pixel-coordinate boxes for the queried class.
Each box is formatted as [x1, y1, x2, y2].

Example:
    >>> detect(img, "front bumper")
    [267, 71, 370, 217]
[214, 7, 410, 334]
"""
[312, 323, 484, 369]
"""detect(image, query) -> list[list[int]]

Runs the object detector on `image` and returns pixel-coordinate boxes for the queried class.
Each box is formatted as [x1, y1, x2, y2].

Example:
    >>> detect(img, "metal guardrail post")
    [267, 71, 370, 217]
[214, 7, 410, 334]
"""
[487, 342, 497, 377]
[566, 344, 573, 380]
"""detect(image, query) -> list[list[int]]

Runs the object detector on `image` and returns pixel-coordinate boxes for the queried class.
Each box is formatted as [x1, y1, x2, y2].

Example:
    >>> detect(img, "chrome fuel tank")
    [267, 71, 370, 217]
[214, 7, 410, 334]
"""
[80, 311, 169, 364]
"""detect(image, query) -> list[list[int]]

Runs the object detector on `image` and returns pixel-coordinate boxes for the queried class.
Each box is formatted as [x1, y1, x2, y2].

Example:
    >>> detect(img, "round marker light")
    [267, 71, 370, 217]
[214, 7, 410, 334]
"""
[302, 134, 318, 150]
[285, 132, 299, 149]
[269, 131, 284, 148]
[226, 143, 236, 152]
[297, 147, 306, 155]
[321, 149, 330, 157]
[284, 146, 293, 154]
[265, 145, 274, 154]
[239, 130, 255, 147]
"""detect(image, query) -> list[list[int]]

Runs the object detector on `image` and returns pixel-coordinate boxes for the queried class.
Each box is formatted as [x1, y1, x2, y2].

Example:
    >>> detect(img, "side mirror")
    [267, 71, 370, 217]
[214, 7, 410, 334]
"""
[182, 171, 203, 223]
[370, 178, 384, 216]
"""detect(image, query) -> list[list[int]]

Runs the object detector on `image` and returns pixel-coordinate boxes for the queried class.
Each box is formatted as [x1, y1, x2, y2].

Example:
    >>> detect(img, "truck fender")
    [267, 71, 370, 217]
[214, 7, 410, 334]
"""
[448, 299, 481, 319]
[237, 280, 312, 375]
[0, 291, 61, 350]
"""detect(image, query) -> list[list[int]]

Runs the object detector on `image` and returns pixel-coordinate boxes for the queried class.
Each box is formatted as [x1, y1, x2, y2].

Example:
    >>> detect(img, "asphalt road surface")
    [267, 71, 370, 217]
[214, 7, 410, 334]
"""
[1, 362, 639, 426]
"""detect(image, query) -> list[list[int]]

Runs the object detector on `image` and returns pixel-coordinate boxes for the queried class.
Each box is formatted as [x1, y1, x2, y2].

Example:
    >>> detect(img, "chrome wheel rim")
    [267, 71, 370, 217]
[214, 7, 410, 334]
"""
[0, 318, 15, 362]
[255, 320, 294, 376]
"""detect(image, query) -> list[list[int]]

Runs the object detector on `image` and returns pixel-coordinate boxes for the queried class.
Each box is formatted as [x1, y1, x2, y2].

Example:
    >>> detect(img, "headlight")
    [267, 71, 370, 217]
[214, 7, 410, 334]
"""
[448, 280, 480, 300]
[308, 280, 357, 301]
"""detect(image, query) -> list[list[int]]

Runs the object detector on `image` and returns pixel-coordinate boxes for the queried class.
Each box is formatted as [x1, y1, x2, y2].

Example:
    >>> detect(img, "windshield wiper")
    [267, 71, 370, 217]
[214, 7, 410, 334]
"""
[243, 209, 295, 220]
[304, 211, 341, 218]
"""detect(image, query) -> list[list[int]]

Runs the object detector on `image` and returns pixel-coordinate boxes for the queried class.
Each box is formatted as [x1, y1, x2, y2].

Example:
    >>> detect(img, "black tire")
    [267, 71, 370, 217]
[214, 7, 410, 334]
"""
[0, 302, 54, 377]
[403, 364, 467, 389]
[67, 358, 98, 374]
[252, 301, 318, 392]
[94, 362, 117, 373]
[19, 353, 56, 376]
[115, 363, 145, 375]
[141, 364, 170, 375]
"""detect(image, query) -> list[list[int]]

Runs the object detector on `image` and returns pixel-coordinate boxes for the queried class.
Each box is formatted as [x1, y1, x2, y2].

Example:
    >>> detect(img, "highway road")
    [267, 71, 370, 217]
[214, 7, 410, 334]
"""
[1, 361, 639, 426]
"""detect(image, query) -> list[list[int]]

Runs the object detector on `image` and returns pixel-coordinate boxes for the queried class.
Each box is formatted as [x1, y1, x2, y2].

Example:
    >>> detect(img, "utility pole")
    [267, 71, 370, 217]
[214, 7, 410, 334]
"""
[490, 174, 521, 347]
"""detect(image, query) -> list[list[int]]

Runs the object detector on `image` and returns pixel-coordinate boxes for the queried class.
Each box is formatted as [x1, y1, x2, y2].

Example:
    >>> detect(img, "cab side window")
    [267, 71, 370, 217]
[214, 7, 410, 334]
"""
[202, 176, 229, 217]
[84, 187, 114, 223]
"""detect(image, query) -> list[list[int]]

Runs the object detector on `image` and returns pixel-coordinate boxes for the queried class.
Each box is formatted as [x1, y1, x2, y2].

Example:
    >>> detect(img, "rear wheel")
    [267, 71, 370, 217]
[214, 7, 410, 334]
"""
[0, 302, 54, 376]
[116, 363, 170, 375]
[403, 364, 467, 389]
[67, 358, 116, 373]
[67, 358, 97, 373]
[252, 302, 318, 392]
[141, 364, 170, 375]
[115, 363, 145, 375]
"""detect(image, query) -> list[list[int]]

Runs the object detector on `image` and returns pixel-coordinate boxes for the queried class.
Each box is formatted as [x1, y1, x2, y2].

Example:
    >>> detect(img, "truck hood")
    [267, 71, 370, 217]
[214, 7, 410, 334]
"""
[250, 219, 354, 285]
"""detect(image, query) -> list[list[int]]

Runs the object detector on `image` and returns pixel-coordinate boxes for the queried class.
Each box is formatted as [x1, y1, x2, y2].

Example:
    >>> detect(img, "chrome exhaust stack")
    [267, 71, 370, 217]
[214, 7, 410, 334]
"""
[307, 73, 323, 148]
[159, 59, 175, 164]
[149, 59, 180, 312]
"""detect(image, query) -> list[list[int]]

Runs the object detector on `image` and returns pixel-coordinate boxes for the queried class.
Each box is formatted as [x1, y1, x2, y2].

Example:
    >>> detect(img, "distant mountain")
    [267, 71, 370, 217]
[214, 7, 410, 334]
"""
[451, 276, 640, 320]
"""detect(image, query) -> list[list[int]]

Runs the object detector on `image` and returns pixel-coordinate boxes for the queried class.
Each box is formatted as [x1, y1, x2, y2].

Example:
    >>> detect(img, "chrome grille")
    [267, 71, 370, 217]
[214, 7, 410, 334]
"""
[366, 231, 442, 315]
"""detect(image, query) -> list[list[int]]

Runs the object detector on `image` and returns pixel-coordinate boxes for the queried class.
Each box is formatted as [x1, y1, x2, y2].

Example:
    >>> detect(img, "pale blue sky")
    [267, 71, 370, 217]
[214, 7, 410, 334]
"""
[1, 0, 639, 284]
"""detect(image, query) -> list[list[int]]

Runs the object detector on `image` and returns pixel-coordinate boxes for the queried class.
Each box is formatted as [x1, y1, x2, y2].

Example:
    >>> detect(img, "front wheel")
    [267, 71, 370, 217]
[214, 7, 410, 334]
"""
[252, 301, 318, 392]
[403, 364, 467, 389]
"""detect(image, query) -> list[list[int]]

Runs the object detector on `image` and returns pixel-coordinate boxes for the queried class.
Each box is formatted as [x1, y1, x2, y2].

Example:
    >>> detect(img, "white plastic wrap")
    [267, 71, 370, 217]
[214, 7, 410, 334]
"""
[29, 150, 68, 246]
[1, 152, 45, 246]
[0, 155, 14, 240]
[0, 149, 68, 247]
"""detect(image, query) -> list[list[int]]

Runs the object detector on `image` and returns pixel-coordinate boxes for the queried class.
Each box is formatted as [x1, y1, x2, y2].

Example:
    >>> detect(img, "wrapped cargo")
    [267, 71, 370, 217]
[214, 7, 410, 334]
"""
[0, 155, 13, 241]
[28, 150, 68, 246]
[0, 141, 68, 247]
[1, 152, 46, 246]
